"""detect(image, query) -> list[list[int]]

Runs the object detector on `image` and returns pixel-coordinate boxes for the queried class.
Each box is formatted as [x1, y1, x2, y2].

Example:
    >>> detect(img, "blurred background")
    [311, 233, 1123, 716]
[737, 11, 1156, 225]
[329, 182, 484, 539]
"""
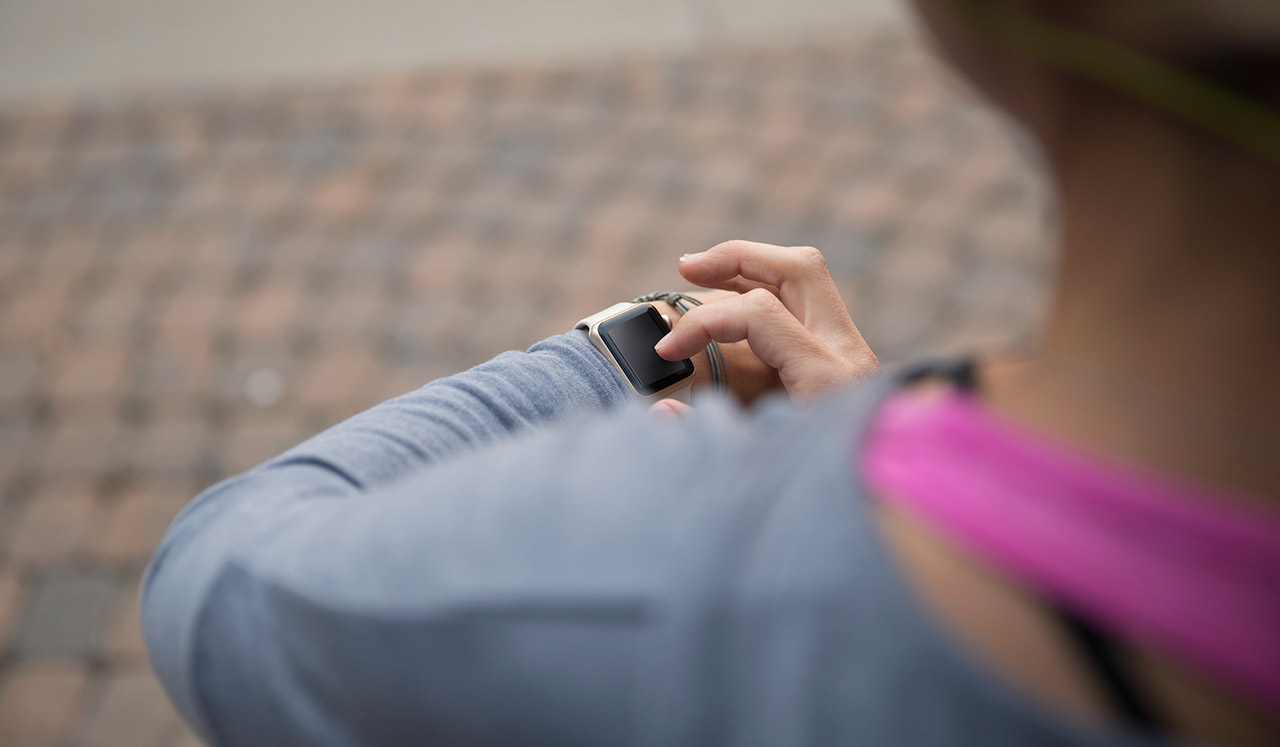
[0, 0, 1051, 744]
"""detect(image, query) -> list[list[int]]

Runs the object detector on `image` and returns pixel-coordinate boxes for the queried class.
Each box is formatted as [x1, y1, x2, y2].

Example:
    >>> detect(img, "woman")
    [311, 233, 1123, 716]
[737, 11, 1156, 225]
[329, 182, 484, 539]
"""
[142, 0, 1280, 744]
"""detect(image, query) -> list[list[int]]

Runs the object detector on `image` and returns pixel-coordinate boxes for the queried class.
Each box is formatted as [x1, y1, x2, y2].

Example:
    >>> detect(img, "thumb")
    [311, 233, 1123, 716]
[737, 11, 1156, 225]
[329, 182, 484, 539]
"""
[649, 398, 695, 419]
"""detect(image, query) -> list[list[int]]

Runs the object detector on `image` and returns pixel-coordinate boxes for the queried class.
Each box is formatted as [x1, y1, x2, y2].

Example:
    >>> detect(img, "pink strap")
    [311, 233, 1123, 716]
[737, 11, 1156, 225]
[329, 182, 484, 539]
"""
[862, 390, 1280, 714]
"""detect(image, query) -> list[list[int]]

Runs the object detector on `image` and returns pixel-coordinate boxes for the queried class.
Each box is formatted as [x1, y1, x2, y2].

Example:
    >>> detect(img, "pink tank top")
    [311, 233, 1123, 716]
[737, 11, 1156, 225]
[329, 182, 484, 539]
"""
[862, 389, 1280, 715]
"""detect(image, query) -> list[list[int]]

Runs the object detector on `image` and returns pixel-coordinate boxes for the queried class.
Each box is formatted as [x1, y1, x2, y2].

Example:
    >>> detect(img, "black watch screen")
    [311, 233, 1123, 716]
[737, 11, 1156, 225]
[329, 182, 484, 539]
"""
[598, 305, 695, 396]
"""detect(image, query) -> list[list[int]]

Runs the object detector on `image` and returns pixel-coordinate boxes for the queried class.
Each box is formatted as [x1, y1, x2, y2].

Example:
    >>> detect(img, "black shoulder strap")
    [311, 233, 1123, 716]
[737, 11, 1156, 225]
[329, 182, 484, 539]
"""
[937, 358, 1165, 734]
[1054, 606, 1164, 731]
[900, 359, 979, 392]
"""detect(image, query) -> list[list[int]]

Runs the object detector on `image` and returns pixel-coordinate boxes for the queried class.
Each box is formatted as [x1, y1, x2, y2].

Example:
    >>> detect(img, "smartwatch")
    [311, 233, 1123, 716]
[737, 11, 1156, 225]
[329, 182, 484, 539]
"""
[576, 302, 696, 403]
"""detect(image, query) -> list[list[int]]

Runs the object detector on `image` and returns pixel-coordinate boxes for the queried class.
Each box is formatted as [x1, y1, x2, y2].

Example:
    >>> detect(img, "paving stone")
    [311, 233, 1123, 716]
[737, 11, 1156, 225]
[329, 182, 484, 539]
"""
[0, 661, 89, 747]
[295, 279, 391, 341]
[0, 569, 22, 652]
[7, 482, 100, 566]
[16, 571, 117, 657]
[370, 365, 448, 405]
[232, 279, 305, 344]
[130, 417, 210, 476]
[0, 351, 44, 409]
[0, 249, 26, 288]
[218, 413, 313, 475]
[72, 287, 146, 342]
[48, 343, 130, 402]
[403, 228, 481, 296]
[215, 347, 300, 412]
[132, 340, 217, 407]
[0, 272, 78, 349]
[170, 725, 208, 747]
[38, 418, 134, 478]
[292, 344, 380, 414]
[152, 290, 226, 349]
[93, 484, 191, 566]
[115, 227, 186, 279]
[78, 668, 185, 747]
[310, 170, 376, 224]
[103, 576, 147, 663]
[0, 414, 34, 491]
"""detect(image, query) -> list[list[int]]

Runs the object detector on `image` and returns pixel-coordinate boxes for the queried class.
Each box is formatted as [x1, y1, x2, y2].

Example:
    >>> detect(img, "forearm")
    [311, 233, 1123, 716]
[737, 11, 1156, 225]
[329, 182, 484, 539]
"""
[258, 331, 630, 493]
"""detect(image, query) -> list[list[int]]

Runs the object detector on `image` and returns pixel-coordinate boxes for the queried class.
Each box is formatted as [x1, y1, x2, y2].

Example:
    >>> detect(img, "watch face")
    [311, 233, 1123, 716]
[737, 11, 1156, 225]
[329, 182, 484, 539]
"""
[598, 305, 695, 396]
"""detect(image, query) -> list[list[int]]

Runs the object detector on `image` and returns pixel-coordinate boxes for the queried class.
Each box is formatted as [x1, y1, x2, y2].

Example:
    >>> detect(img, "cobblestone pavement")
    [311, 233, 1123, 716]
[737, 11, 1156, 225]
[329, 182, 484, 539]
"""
[0, 29, 1051, 746]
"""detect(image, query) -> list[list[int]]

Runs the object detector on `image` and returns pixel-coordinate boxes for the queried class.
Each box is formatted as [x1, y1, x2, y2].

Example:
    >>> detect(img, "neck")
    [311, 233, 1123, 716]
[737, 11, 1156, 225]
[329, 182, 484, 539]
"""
[988, 100, 1280, 499]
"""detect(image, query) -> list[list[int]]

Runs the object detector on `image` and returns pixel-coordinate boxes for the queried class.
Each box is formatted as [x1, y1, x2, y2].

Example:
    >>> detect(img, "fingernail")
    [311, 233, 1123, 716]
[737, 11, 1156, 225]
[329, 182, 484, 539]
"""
[679, 251, 704, 262]
[654, 332, 672, 352]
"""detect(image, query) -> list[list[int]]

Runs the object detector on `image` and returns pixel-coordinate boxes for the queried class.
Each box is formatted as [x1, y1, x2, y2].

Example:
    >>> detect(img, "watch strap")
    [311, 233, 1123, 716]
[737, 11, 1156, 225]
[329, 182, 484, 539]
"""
[575, 302, 637, 331]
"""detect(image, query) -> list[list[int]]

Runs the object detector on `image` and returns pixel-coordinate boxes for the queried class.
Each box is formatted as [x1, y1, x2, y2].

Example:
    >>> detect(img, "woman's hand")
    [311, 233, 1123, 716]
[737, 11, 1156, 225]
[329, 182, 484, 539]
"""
[654, 240, 880, 404]
[647, 289, 783, 406]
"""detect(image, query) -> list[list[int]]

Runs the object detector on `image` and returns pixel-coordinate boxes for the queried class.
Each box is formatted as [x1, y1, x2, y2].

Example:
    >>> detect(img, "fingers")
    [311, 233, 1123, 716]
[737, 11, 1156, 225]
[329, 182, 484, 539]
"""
[678, 240, 807, 289]
[662, 241, 881, 402]
[684, 275, 780, 297]
[678, 240, 846, 331]
[649, 398, 695, 419]
[656, 288, 823, 375]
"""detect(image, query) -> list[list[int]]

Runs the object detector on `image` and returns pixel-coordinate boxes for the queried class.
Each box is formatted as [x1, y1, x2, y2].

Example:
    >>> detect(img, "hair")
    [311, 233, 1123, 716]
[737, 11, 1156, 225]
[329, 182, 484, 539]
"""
[927, 0, 1280, 161]
[1179, 48, 1280, 104]
[1095, 0, 1280, 100]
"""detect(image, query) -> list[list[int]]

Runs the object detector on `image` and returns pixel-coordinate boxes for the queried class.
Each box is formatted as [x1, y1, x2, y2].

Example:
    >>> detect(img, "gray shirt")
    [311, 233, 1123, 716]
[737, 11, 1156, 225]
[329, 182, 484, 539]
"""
[142, 331, 1160, 746]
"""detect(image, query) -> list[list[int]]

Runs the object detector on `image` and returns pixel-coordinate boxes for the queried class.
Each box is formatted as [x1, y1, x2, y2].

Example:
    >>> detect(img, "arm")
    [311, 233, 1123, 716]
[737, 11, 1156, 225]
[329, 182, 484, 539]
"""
[142, 384, 773, 746]
[143, 242, 878, 744]
[142, 331, 633, 742]
[254, 331, 631, 494]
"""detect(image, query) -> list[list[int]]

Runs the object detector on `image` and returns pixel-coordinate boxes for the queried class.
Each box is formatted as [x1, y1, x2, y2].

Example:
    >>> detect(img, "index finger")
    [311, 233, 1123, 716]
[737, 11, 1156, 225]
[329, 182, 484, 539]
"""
[655, 288, 823, 381]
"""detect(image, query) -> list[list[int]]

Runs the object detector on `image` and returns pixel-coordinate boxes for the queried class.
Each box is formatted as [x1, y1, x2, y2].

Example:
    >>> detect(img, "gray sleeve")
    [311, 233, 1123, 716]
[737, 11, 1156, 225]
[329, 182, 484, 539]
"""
[142, 331, 693, 745]
[251, 330, 633, 493]
[180, 403, 767, 747]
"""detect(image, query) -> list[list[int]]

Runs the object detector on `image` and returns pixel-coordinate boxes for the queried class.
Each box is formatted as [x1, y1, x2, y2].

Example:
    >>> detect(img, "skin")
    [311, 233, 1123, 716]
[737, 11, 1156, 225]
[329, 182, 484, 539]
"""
[650, 0, 1280, 742]
[648, 243, 876, 411]
[646, 289, 784, 409]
